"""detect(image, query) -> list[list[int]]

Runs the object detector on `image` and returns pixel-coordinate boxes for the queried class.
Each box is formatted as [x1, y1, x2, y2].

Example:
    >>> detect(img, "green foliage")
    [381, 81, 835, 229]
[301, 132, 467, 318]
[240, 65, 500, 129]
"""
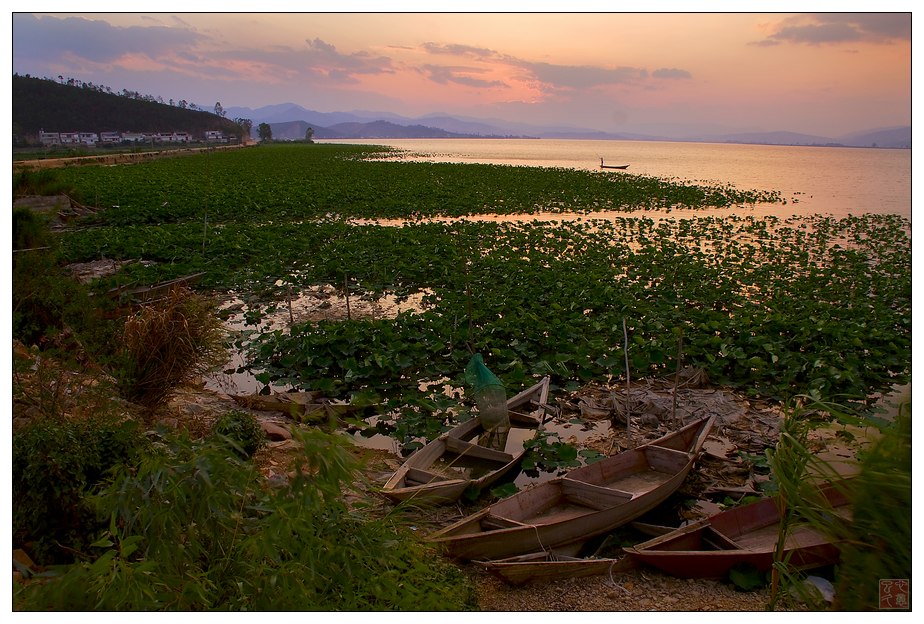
[43, 143, 909, 419]
[13, 168, 72, 198]
[12, 416, 148, 565]
[13, 207, 50, 251]
[521, 431, 581, 475]
[14, 430, 476, 611]
[210, 410, 266, 458]
[833, 405, 911, 610]
[12, 245, 119, 356]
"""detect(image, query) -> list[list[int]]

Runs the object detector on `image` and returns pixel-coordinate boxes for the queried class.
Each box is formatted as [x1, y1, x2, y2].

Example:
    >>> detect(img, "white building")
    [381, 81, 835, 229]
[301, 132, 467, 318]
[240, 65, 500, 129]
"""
[39, 131, 61, 146]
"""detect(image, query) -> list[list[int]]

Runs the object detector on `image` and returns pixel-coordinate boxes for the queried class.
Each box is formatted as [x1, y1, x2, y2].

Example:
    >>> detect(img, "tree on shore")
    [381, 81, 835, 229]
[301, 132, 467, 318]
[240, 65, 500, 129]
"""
[235, 118, 253, 141]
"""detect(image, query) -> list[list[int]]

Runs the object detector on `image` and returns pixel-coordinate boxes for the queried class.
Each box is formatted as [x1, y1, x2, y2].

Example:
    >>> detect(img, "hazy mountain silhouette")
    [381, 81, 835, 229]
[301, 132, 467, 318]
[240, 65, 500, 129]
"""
[224, 103, 916, 148]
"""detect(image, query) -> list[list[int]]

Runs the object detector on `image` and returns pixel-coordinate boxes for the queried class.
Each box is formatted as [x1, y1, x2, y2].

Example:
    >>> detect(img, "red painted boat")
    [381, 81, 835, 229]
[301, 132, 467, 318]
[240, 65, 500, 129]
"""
[623, 482, 851, 579]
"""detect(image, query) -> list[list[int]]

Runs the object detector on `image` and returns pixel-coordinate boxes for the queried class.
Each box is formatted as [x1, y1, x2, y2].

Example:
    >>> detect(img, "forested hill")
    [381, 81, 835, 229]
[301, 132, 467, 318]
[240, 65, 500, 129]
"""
[12, 74, 244, 143]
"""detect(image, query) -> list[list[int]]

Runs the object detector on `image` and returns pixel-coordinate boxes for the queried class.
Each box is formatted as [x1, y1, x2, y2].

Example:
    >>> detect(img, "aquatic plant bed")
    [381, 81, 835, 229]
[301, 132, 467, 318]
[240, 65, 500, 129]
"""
[55, 144, 910, 435]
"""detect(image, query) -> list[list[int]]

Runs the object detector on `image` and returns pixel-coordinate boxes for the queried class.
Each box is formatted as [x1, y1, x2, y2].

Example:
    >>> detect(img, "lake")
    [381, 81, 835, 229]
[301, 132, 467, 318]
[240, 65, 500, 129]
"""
[322, 138, 911, 220]
[208, 138, 911, 458]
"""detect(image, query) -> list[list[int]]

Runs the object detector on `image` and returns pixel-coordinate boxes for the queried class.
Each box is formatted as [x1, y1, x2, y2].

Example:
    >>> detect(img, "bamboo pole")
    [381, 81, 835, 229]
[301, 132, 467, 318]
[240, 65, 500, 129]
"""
[623, 318, 631, 445]
[343, 272, 352, 320]
[287, 283, 294, 326]
[671, 328, 684, 426]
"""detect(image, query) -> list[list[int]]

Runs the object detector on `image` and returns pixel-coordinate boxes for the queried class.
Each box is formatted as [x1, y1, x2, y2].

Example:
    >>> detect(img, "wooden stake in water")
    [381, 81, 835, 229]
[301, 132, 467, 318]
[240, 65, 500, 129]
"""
[344, 272, 352, 320]
[623, 318, 631, 444]
[671, 328, 684, 426]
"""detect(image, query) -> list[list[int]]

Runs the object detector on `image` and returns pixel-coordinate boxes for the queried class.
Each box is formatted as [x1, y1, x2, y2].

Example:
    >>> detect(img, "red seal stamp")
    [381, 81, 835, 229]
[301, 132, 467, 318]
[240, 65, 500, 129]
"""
[879, 579, 910, 609]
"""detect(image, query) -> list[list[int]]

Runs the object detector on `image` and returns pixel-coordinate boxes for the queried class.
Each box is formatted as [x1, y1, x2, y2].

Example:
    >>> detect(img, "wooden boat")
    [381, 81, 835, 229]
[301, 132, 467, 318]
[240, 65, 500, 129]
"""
[427, 415, 715, 561]
[477, 549, 637, 586]
[600, 158, 629, 170]
[623, 481, 851, 579]
[475, 521, 672, 585]
[381, 376, 551, 505]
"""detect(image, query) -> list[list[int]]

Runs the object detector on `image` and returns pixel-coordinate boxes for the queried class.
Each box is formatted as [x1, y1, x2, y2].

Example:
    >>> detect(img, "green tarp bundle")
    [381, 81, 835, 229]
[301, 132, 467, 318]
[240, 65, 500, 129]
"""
[464, 354, 509, 432]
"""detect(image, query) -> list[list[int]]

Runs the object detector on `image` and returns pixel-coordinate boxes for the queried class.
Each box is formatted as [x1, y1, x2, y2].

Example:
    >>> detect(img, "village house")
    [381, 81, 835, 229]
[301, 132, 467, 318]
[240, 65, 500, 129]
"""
[39, 130, 60, 146]
[99, 131, 121, 144]
[36, 128, 228, 146]
[78, 132, 99, 145]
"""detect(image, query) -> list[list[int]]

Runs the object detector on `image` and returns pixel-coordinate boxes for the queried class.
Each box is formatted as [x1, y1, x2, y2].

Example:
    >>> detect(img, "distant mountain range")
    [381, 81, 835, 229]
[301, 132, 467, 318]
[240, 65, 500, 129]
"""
[228, 102, 910, 149]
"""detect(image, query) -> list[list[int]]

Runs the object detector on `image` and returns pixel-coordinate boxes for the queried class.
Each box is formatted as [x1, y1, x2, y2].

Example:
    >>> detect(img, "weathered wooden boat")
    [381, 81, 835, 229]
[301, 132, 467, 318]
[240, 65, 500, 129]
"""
[623, 481, 851, 579]
[477, 549, 637, 586]
[600, 158, 629, 170]
[427, 415, 715, 561]
[475, 521, 672, 585]
[381, 376, 551, 505]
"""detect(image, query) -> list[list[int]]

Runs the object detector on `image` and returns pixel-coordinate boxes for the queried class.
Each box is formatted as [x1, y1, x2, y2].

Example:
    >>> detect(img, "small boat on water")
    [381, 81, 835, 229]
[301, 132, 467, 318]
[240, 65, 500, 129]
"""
[623, 481, 851, 579]
[427, 415, 715, 561]
[381, 376, 551, 505]
[600, 158, 629, 170]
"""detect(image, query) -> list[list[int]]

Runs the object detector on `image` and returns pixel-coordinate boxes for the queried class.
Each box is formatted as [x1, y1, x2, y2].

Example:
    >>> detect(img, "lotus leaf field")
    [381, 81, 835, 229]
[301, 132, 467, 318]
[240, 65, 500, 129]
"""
[57, 144, 911, 436]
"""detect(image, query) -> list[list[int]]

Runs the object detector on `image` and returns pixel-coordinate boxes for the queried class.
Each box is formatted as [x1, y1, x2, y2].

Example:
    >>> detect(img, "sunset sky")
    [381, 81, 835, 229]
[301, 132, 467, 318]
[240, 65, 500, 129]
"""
[9, 6, 913, 138]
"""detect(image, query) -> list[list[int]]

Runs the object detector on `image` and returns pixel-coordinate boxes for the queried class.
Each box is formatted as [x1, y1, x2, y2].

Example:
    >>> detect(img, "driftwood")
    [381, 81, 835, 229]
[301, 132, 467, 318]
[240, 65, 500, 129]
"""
[232, 391, 376, 424]
[107, 272, 206, 303]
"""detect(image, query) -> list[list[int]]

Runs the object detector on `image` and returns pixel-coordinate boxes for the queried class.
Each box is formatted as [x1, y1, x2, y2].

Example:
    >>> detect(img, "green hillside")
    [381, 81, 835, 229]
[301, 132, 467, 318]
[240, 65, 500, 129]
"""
[12, 74, 245, 145]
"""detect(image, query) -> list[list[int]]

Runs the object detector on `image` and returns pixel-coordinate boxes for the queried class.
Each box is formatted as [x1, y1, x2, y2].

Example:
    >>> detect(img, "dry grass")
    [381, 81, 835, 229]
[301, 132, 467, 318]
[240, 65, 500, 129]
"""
[118, 286, 227, 417]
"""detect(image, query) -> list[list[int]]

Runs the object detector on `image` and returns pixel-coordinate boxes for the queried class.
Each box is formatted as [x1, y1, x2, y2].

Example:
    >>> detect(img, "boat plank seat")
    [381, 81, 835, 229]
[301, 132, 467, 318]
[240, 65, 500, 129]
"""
[561, 478, 634, 510]
[701, 527, 744, 551]
[481, 514, 531, 530]
[644, 445, 693, 473]
[404, 467, 454, 486]
[444, 436, 515, 464]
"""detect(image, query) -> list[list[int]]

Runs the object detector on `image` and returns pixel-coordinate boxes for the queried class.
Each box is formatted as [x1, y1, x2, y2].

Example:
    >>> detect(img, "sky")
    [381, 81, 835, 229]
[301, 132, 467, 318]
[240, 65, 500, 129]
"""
[8, 4, 914, 138]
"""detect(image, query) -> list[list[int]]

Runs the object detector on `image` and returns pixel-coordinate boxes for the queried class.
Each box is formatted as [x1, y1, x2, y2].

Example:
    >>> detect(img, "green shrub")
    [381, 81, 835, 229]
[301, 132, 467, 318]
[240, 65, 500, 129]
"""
[13, 207, 50, 251]
[13, 168, 72, 198]
[211, 410, 265, 458]
[14, 429, 476, 611]
[12, 416, 148, 565]
[12, 246, 120, 361]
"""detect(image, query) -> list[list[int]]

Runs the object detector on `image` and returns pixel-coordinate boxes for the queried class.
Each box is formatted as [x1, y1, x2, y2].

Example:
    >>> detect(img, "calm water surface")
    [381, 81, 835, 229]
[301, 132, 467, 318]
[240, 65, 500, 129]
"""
[323, 138, 911, 220]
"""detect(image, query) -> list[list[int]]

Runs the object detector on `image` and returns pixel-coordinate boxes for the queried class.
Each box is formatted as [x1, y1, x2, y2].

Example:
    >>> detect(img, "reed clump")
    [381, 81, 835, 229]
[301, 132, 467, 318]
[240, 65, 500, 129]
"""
[117, 286, 226, 415]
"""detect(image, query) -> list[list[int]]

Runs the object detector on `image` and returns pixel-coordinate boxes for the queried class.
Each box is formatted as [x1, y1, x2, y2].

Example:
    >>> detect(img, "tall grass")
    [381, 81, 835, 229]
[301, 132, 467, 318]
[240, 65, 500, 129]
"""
[767, 398, 911, 610]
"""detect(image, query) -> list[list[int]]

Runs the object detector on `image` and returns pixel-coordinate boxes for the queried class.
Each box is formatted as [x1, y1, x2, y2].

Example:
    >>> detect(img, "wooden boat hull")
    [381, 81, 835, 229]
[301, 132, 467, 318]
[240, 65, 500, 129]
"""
[623, 482, 850, 579]
[427, 415, 715, 561]
[477, 550, 636, 586]
[381, 377, 550, 505]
